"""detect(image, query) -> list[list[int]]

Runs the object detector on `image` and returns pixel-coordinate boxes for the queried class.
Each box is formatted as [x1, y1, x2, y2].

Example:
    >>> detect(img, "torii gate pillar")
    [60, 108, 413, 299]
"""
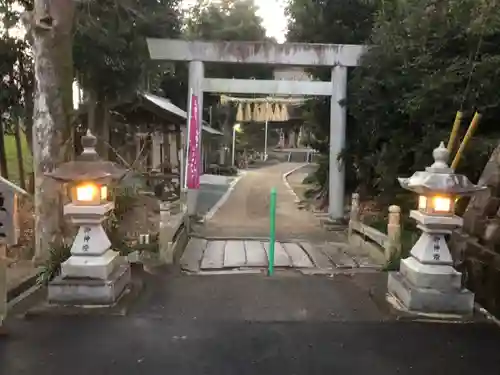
[147, 39, 367, 222]
[329, 65, 348, 222]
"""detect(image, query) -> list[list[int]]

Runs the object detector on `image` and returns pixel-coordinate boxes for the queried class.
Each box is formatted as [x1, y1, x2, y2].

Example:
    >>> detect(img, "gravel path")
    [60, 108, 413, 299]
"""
[195, 163, 345, 242]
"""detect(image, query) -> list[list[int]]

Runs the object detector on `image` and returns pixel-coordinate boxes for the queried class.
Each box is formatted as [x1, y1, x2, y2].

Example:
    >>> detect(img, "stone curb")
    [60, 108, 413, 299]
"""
[201, 172, 245, 223]
[282, 163, 309, 202]
[7, 273, 39, 303]
[475, 303, 500, 327]
[385, 293, 500, 324]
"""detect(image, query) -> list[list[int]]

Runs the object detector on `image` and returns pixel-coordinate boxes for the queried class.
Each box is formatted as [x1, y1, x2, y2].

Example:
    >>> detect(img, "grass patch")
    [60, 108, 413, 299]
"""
[4, 133, 32, 185]
[365, 214, 419, 266]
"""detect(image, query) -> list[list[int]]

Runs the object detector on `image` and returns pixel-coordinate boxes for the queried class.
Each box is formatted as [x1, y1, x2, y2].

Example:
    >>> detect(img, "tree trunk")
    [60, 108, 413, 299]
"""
[19, 53, 34, 154]
[28, 0, 76, 263]
[0, 120, 8, 179]
[14, 119, 26, 190]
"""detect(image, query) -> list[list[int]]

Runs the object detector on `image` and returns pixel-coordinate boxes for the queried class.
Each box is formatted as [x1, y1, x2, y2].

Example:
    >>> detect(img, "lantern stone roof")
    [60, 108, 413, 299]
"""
[398, 142, 487, 196]
[45, 130, 126, 183]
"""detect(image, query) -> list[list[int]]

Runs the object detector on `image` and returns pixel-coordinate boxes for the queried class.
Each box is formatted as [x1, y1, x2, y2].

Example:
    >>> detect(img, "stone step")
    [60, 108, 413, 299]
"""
[244, 240, 268, 267]
[180, 238, 207, 272]
[200, 240, 226, 269]
[263, 241, 292, 267]
[183, 239, 371, 274]
[316, 243, 357, 268]
[282, 242, 314, 268]
[223, 240, 247, 268]
[299, 241, 335, 269]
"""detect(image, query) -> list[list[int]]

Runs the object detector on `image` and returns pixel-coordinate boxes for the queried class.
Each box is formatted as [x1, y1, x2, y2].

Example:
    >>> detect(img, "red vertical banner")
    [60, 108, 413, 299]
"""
[186, 93, 200, 189]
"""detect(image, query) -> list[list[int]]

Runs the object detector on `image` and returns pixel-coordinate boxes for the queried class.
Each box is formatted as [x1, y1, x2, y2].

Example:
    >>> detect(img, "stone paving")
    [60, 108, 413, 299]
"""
[188, 163, 383, 274]
[193, 163, 347, 241]
[181, 238, 381, 274]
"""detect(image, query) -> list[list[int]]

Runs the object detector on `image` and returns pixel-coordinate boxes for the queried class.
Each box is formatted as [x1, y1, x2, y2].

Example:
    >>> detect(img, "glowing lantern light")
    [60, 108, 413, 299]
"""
[76, 183, 99, 202]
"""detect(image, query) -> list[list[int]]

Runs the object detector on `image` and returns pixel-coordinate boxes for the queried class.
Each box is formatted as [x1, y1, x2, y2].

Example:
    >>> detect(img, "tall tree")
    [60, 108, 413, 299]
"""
[347, 0, 500, 200]
[181, 0, 273, 160]
[184, 0, 271, 82]
[286, 0, 376, 204]
[73, 0, 182, 156]
[0, 36, 20, 179]
[287, 0, 500, 205]
[23, 0, 75, 262]
[0, 0, 34, 173]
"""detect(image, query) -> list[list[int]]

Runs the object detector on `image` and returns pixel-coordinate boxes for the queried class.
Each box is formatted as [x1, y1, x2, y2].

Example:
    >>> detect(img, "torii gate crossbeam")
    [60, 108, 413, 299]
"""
[147, 38, 368, 222]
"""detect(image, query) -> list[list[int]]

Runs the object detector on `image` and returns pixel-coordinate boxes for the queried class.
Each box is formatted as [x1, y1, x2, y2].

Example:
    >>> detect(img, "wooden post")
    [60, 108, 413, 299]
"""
[151, 131, 162, 171]
[386, 205, 402, 260]
[348, 193, 360, 240]
[0, 242, 6, 332]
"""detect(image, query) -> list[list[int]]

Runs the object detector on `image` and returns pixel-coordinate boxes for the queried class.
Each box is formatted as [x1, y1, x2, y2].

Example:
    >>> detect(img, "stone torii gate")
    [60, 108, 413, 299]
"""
[147, 39, 367, 222]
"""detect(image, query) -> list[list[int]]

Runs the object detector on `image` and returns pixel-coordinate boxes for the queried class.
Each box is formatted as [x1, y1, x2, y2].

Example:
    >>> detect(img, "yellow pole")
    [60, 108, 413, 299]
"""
[447, 111, 463, 153]
[451, 112, 482, 170]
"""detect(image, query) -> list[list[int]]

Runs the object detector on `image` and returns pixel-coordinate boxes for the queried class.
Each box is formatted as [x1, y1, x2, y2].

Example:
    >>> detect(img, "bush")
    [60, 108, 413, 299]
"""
[37, 243, 72, 285]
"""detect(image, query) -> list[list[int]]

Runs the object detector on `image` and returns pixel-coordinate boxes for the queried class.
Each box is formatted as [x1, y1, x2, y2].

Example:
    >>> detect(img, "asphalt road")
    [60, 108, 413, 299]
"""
[1, 271, 500, 375]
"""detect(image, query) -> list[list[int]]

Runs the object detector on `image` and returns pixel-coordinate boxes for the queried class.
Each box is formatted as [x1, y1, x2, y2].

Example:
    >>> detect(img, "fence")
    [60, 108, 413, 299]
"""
[348, 193, 402, 262]
[287, 150, 318, 163]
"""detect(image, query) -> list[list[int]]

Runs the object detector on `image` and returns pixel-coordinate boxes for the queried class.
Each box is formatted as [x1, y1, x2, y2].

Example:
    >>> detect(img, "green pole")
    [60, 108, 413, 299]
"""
[268, 187, 277, 276]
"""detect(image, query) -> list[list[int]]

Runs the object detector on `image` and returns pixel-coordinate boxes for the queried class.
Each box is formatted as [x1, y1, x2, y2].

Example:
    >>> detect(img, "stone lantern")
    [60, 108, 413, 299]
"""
[387, 141, 486, 315]
[45, 130, 130, 305]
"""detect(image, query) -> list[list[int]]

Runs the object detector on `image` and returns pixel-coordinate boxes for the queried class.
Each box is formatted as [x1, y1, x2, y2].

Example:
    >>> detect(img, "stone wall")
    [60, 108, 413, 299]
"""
[449, 144, 500, 316]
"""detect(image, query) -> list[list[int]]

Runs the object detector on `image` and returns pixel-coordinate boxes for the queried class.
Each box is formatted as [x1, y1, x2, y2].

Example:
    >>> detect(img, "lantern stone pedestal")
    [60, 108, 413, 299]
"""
[386, 142, 486, 316]
[387, 210, 474, 315]
[48, 202, 131, 305]
[43, 130, 131, 307]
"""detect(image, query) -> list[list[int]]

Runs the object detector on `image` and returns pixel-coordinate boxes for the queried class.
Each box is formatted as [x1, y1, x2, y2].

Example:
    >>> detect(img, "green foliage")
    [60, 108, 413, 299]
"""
[37, 243, 72, 285]
[287, 0, 500, 203]
[4, 133, 32, 184]
[382, 250, 403, 272]
[0, 1, 35, 155]
[287, 0, 375, 45]
[104, 182, 160, 255]
[73, 0, 182, 101]
[185, 0, 267, 42]
[0, 36, 20, 115]
[181, 0, 273, 127]
[347, 0, 500, 199]
[105, 185, 140, 255]
[366, 214, 419, 271]
[0, 0, 32, 132]
[286, 0, 376, 198]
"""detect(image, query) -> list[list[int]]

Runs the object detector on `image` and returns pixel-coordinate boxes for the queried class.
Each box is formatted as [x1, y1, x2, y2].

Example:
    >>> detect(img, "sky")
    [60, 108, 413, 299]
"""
[253, 0, 287, 43]
[182, 0, 288, 43]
